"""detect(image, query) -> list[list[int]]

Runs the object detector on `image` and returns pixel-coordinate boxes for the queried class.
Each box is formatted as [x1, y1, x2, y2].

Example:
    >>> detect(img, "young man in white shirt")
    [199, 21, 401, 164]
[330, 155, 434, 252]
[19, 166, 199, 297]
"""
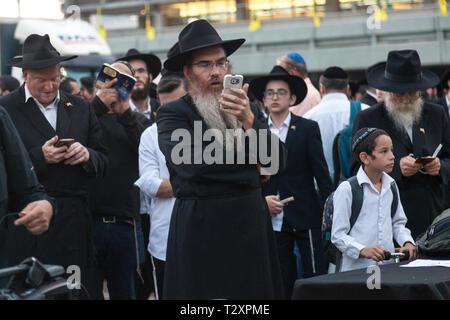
[135, 72, 187, 299]
[331, 127, 416, 272]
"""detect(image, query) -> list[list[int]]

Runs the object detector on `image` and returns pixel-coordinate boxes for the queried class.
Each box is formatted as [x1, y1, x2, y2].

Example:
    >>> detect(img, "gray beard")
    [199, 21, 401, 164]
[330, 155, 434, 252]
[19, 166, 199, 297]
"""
[384, 94, 424, 132]
[191, 91, 243, 152]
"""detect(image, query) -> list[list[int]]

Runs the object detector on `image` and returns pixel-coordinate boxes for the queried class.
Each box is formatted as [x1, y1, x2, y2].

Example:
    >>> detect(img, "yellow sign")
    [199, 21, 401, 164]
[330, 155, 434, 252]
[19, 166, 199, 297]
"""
[145, 4, 156, 40]
[97, 8, 107, 40]
[248, 13, 261, 32]
[439, 0, 448, 16]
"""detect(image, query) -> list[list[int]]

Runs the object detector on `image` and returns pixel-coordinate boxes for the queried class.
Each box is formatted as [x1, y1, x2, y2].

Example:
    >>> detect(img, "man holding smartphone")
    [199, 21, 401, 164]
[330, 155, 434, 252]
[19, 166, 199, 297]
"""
[0, 34, 108, 298]
[157, 19, 286, 299]
[250, 66, 333, 298]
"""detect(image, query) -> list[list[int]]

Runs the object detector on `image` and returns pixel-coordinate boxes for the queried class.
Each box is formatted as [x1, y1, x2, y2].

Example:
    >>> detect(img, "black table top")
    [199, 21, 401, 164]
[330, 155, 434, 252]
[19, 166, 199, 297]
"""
[292, 261, 450, 300]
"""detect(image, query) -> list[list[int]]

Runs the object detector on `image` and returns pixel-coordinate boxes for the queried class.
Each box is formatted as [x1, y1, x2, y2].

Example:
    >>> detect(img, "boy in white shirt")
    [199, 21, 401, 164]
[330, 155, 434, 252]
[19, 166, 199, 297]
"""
[331, 127, 416, 272]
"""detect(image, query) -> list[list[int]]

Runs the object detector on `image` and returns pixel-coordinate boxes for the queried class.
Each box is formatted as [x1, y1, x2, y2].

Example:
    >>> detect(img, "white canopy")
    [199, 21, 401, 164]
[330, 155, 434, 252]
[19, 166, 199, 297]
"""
[14, 19, 111, 56]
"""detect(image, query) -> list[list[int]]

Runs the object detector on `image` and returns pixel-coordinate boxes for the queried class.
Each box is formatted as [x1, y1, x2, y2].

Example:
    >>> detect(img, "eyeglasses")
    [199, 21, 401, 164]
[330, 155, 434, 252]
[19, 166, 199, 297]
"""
[191, 60, 230, 73]
[263, 89, 290, 99]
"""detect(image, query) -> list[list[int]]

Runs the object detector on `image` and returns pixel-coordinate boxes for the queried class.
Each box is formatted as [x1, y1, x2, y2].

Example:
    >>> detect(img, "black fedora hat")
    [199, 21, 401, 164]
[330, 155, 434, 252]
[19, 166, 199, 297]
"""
[367, 50, 439, 93]
[249, 66, 307, 105]
[163, 19, 245, 72]
[7, 34, 77, 69]
[440, 67, 450, 90]
[116, 48, 161, 79]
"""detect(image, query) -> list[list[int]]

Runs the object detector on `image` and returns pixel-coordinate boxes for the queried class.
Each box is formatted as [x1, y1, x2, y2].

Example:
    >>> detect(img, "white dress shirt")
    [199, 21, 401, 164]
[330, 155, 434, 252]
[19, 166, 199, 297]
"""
[303, 93, 369, 178]
[331, 166, 415, 272]
[134, 124, 175, 261]
[25, 84, 60, 130]
[267, 112, 291, 231]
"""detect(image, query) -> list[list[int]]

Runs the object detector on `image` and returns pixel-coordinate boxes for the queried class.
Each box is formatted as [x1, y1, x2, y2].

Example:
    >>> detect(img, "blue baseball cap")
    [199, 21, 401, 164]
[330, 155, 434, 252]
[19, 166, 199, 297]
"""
[287, 52, 306, 64]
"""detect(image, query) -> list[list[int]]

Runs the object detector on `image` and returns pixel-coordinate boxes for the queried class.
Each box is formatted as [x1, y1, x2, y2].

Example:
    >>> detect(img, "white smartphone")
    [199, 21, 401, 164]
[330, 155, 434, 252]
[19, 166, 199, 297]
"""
[279, 196, 295, 205]
[220, 74, 244, 109]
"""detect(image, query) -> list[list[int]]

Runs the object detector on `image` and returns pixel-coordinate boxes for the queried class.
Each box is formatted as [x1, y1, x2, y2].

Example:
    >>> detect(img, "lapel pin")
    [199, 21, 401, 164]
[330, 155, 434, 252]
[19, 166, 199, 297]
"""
[419, 128, 425, 134]
[66, 102, 72, 107]
[290, 125, 296, 130]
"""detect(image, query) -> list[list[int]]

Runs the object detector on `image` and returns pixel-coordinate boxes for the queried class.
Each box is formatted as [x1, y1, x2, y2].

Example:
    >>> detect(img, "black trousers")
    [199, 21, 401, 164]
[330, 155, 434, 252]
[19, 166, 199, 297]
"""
[275, 228, 327, 299]
[152, 255, 165, 299]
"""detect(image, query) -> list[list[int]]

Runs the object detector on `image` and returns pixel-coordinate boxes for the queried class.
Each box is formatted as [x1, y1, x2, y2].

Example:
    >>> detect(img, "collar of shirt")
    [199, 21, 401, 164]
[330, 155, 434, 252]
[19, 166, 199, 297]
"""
[24, 83, 60, 108]
[320, 92, 349, 104]
[356, 166, 394, 196]
[268, 112, 291, 143]
[129, 97, 151, 115]
[366, 90, 378, 100]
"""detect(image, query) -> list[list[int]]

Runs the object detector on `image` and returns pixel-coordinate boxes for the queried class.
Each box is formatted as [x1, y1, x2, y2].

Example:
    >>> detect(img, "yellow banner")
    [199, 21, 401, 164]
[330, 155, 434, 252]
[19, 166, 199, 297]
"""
[439, 0, 448, 16]
[97, 8, 107, 40]
[145, 4, 156, 39]
[249, 13, 261, 32]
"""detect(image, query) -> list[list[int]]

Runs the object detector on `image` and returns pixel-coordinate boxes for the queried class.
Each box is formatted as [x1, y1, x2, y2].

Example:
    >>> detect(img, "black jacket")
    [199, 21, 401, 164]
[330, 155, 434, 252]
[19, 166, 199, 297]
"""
[88, 96, 152, 219]
[0, 106, 55, 268]
[262, 114, 333, 231]
[359, 92, 378, 107]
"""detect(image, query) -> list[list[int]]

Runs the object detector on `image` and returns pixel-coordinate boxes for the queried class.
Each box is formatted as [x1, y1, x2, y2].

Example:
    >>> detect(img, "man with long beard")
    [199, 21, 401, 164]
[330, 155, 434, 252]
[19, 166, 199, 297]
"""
[352, 50, 450, 240]
[156, 19, 286, 299]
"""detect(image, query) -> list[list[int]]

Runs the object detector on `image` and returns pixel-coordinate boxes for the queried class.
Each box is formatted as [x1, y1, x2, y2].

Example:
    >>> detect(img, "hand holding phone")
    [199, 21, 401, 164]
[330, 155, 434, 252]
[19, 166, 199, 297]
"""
[220, 74, 244, 109]
[55, 138, 75, 148]
[279, 196, 295, 205]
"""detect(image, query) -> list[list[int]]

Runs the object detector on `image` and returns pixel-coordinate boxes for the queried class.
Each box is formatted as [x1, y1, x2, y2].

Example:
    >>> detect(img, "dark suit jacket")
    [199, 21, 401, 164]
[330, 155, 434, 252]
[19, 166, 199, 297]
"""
[352, 101, 450, 238]
[360, 92, 378, 107]
[262, 114, 333, 231]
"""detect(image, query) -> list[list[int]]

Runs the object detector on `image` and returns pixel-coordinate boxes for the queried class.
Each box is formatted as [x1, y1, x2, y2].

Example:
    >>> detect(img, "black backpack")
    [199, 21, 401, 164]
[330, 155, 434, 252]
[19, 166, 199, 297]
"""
[416, 208, 450, 259]
[321, 176, 399, 271]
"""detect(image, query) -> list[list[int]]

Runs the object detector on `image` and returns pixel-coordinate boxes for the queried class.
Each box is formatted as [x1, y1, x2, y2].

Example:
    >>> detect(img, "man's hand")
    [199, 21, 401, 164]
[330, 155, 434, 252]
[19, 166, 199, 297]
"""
[399, 242, 417, 261]
[96, 78, 119, 108]
[360, 245, 387, 262]
[219, 83, 254, 130]
[265, 195, 284, 217]
[399, 156, 422, 177]
[423, 157, 440, 176]
[42, 136, 69, 164]
[14, 200, 53, 235]
[64, 142, 90, 165]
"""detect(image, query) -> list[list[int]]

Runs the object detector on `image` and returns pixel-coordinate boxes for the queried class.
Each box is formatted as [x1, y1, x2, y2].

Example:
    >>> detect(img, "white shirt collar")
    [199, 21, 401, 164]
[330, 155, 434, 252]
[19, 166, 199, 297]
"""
[320, 92, 349, 103]
[24, 83, 60, 108]
[356, 166, 394, 195]
[129, 98, 151, 114]
[268, 111, 291, 129]
[366, 90, 378, 100]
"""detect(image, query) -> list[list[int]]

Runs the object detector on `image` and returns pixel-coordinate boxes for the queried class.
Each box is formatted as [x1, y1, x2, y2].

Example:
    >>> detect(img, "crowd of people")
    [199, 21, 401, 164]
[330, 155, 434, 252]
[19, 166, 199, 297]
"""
[0, 19, 449, 300]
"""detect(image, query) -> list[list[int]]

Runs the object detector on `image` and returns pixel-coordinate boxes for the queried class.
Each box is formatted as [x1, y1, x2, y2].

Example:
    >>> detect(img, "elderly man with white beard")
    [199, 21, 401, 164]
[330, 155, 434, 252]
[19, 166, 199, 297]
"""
[156, 20, 286, 299]
[352, 50, 450, 240]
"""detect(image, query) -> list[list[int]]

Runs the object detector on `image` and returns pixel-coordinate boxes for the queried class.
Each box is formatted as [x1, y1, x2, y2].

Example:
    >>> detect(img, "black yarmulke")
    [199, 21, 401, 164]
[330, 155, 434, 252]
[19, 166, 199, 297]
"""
[323, 66, 348, 79]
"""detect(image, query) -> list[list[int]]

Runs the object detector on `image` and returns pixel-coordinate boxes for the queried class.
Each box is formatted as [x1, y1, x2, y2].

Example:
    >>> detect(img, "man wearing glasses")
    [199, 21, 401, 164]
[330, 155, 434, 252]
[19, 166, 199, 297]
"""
[156, 20, 286, 299]
[250, 66, 333, 298]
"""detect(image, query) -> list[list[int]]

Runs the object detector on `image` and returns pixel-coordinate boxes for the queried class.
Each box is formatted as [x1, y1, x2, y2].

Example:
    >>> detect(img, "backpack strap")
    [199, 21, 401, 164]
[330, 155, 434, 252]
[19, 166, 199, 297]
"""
[348, 176, 364, 230]
[349, 101, 362, 124]
[390, 181, 399, 219]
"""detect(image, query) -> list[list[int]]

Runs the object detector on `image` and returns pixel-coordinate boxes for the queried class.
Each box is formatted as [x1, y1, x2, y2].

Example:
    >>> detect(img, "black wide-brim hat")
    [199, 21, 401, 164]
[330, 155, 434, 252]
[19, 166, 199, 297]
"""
[440, 67, 450, 90]
[116, 48, 161, 79]
[249, 66, 307, 105]
[7, 34, 77, 69]
[164, 19, 245, 72]
[367, 50, 440, 93]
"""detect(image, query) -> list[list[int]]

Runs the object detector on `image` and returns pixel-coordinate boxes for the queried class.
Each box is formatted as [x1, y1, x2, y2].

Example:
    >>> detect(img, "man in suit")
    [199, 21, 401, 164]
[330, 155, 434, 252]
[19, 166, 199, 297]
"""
[352, 50, 450, 239]
[0, 34, 108, 297]
[157, 19, 286, 299]
[250, 66, 333, 298]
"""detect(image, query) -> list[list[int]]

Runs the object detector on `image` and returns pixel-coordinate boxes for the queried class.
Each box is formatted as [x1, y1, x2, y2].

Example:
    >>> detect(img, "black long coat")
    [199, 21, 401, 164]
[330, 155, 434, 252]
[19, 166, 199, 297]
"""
[156, 94, 286, 299]
[0, 106, 55, 269]
[0, 86, 108, 282]
[352, 101, 450, 239]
